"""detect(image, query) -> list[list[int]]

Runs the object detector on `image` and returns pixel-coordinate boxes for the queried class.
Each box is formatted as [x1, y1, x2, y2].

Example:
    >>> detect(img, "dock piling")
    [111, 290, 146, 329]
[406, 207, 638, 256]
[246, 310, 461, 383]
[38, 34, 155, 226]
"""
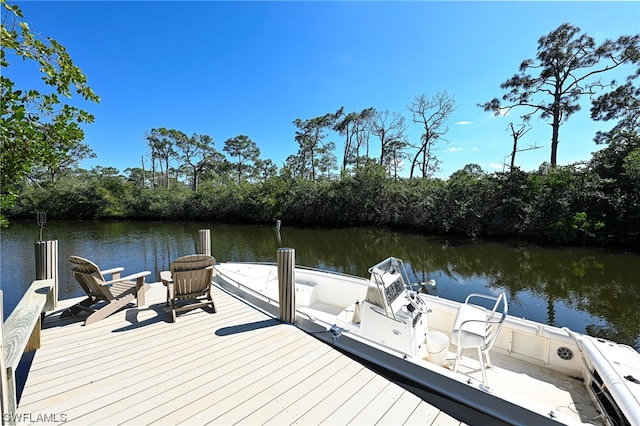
[277, 248, 296, 323]
[197, 229, 211, 256]
[35, 240, 58, 311]
[275, 220, 282, 245]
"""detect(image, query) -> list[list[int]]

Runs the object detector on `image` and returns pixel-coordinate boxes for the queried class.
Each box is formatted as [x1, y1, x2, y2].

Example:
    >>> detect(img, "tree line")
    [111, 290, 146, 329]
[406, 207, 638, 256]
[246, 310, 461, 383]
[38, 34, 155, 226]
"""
[2, 1, 639, 247]
[8, 134, 640, 246]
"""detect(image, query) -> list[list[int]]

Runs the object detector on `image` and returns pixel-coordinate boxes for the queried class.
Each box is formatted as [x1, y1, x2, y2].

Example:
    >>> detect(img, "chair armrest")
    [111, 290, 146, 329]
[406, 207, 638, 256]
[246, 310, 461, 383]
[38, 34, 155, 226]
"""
[160, 270, 173, 285]
[101, 267, 125, 279]
[103, 271, 151, 286]
[460, 318, 503, 326]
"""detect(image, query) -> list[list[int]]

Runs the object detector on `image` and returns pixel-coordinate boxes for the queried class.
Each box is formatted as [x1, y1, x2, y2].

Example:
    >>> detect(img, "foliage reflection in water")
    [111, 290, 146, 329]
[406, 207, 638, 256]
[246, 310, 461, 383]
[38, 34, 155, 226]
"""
[1, 220, 638, 350]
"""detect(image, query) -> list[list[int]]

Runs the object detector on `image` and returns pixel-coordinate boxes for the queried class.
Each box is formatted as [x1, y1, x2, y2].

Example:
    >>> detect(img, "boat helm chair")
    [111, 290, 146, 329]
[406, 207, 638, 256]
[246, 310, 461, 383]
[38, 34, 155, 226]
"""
[450, 292, 508, 385]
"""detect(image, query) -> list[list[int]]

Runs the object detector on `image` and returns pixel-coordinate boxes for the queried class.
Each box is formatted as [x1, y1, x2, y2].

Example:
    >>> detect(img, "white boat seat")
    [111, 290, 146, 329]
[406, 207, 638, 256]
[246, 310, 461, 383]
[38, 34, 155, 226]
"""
[451, 304, 488, 348]
[451, 292, 508, 385]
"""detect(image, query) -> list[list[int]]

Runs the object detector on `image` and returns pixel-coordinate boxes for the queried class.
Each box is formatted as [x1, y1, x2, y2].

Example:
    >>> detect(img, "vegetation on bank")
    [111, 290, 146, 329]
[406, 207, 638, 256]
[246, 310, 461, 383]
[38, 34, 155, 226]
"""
[2, 1, 638, 247]
[7, 131, 640, 247]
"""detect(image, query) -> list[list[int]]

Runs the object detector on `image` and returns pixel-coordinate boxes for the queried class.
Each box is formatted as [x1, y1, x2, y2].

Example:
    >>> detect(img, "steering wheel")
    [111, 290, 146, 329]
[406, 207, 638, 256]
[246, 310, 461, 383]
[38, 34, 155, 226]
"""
[407, 290, 430, 314]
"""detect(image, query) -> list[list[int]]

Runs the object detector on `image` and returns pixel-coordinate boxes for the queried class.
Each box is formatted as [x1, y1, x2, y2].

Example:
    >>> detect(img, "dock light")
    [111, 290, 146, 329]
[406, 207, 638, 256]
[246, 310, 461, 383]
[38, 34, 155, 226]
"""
[37, 211, 47, 240]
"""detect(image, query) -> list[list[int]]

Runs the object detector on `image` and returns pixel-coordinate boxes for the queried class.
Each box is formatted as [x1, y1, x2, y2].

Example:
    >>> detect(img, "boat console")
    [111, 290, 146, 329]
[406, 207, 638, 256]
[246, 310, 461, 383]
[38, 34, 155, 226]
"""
[358, 257, 430, 356]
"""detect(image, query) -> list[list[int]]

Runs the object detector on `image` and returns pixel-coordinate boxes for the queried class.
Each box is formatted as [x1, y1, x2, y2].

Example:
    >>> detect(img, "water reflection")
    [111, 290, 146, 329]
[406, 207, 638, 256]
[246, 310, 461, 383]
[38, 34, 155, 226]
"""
[1, 220, 638, 350]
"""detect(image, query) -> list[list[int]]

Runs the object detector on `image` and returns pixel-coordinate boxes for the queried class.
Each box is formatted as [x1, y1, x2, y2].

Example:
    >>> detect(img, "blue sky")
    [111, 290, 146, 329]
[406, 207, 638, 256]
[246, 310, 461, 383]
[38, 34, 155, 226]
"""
[8, 1, 640, 178]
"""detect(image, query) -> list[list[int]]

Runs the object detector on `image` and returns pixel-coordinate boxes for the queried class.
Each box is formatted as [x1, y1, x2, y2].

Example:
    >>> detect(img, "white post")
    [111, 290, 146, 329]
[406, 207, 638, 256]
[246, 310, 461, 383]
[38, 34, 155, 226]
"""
[35, 240, 58, 311]
[197, 229, 211, 256]
[275, 220, 282, 245]
[277, 248, 296, 323]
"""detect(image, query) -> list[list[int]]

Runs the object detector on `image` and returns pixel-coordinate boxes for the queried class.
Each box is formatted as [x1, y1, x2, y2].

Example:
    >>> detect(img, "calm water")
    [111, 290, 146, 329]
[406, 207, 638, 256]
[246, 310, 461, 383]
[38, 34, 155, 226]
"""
[2, 220, 639, 350]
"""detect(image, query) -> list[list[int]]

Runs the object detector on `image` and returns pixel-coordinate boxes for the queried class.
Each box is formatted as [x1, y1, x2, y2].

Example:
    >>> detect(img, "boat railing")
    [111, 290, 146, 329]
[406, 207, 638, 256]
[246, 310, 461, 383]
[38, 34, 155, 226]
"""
[1, 279, 53, 423]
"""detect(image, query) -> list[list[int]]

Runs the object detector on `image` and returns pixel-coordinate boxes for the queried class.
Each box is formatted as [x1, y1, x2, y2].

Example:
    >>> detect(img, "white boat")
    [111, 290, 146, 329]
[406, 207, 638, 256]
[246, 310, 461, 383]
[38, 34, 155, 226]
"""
[214, 257, 640, 426]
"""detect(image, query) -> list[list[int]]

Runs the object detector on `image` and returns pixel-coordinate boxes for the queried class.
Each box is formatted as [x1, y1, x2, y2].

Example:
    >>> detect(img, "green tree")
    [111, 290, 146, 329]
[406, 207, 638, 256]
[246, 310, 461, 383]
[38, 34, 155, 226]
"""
[442, 164, 494, 237]
[334, 107, 375, 175]
[587, 133, 640, 244]
[1, 0, 99, 224]
[223, 135, 260, 184]
[283, 154, 304, 179]
[124, 167, 147, 188]
[623, 147, 640, 182]
[292, 113, 338, 180]
[33, 122, 95, 183]
[177, 133, 216, 191]
[482, 24, 639, 166]
[254, 158, 278, 182]
[591, 80, 639, 145]
[145, 128, 179, 189]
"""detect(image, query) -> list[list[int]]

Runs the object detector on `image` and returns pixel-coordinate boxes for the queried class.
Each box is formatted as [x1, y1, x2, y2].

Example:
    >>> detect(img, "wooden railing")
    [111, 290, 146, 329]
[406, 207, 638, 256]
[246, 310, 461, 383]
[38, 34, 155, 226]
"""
[1, 279, 53, 424]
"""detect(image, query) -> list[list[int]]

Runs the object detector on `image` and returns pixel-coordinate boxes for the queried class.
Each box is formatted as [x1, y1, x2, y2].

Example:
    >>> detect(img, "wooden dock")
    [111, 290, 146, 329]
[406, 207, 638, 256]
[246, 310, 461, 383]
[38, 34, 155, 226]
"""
[16, 282, 466, 425]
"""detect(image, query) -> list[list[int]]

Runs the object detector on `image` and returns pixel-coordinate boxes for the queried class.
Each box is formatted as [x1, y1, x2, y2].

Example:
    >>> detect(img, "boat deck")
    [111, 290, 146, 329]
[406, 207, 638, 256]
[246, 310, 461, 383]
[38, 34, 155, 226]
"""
[16, 282, 466, 425]
[298, 304, 603, 425]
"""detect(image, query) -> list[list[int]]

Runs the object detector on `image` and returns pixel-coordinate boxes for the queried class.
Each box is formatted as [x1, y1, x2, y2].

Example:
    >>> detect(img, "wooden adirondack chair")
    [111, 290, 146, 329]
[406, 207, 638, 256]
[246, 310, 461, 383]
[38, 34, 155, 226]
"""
[160, 254, 216, 322]
[65, 256, 151, 325]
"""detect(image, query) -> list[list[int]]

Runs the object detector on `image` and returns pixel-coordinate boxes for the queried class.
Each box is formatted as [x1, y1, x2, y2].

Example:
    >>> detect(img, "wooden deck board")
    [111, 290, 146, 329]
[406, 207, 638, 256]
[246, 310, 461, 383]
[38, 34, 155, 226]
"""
[346, 382, 407, 425]
[149, 333, 320, 424]
[21, 309, 268, 410]
[230, 352, 352, 425]
[81, 330, 309, 425]
[403, 400, 443, 425]
[179, 342, 338, 425]
[14, 282, 465, 425]
[310, 369, 388, 424]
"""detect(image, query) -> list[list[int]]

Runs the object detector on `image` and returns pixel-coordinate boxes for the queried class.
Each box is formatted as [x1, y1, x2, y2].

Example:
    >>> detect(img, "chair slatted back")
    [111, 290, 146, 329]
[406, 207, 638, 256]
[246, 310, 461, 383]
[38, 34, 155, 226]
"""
[484, 292, 508, 348]
[170, 255, 215, 299]
[69, 256, 113, 301]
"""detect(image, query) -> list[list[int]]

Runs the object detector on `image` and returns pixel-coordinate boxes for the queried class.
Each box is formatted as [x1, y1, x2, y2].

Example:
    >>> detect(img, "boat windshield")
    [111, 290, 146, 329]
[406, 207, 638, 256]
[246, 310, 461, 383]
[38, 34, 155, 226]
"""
[368, 257, 410, 287]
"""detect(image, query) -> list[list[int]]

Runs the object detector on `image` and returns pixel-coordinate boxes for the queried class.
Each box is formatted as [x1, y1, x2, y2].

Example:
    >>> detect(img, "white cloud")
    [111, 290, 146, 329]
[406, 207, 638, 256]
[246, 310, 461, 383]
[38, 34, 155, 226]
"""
[455, 120, 472, 125]
[488, 162, 503, 170]
[444, 147, 463, 153]
[472, 147, 479, 151]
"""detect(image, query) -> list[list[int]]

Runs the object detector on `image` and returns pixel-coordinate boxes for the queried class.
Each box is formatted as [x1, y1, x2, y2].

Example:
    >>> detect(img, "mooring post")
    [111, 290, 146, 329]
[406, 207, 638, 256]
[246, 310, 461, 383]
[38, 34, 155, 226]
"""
[35, 240, 58, 311]
[275, 220, 282, 245]
[197, 229, 211, 256]
[277, 247, 296, 324]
